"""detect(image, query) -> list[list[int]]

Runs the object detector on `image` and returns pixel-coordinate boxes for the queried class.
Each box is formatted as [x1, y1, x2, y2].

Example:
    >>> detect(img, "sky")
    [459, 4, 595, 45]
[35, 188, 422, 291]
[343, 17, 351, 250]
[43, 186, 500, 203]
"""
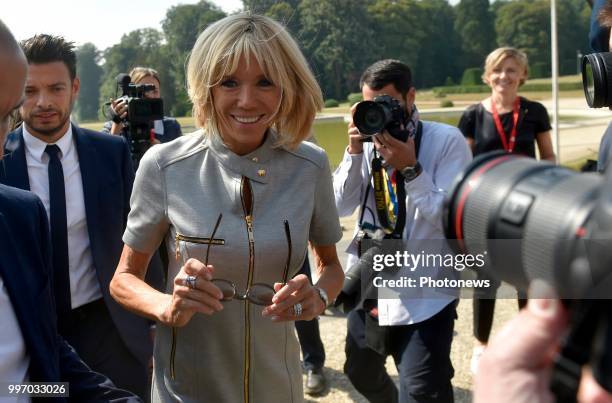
[3, 0, 460, 51]
[2, 0, 244, 50]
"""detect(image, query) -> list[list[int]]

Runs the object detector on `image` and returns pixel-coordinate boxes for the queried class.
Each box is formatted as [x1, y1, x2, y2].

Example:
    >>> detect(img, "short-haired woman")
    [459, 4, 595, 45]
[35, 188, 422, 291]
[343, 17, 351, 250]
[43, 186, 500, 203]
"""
[110, 13, 344, 402]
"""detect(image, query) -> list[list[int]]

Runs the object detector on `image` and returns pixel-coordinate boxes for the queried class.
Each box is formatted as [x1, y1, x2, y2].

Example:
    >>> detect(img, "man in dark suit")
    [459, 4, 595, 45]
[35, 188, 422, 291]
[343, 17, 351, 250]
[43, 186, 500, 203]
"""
[0, 33, 160, 399]
[0, 19, 139, 402]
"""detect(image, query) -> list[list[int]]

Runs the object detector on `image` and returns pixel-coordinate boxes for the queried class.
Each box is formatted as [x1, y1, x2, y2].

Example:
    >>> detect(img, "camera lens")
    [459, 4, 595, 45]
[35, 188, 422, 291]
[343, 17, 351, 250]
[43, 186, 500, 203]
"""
[444, 152, 602, 296]
[582, 52, 612, 108]
[354, 101, 387, 135]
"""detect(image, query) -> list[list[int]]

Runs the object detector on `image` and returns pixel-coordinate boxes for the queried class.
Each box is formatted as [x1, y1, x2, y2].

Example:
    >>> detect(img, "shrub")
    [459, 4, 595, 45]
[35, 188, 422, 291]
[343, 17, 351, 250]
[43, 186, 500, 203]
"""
[324, 99, 339, 108]
[461, 67, 484, 86]
[347, 92, 363, 105]
[530, 62, 550, 79]
[444, 76, 455, 86]
[433, 87, 446, 98]
[440, 100, 454, 108]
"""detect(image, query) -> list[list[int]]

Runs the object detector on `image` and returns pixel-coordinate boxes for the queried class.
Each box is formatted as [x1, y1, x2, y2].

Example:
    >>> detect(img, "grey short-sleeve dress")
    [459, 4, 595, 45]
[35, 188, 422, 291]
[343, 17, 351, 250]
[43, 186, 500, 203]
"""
[123, 130, 342, 403]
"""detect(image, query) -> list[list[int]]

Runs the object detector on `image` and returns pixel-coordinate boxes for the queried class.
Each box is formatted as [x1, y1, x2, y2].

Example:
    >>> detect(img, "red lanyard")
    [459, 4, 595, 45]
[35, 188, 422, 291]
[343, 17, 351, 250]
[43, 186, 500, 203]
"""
[491, 97, 520, 153]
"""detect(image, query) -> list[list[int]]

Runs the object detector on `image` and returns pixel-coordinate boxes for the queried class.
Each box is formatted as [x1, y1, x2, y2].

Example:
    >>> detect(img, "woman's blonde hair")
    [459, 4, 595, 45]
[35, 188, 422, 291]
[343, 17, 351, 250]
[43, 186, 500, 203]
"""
[482, 47, 529, 87]
[186, 13, 323, 149]
[129, 66, 161, 85]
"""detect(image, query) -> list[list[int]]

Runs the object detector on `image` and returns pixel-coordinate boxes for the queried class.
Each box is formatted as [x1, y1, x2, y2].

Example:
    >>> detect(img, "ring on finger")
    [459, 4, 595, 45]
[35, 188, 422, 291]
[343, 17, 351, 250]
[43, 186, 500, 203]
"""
[185, 275, 197, 289]
[293, 303, 303, 317]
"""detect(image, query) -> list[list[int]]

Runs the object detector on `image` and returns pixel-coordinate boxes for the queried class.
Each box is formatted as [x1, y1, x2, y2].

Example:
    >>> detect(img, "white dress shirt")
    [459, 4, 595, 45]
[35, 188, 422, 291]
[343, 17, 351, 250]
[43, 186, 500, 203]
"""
[0, 275, 31, 403]
[22, 124, 102, 309]
[333, 120, 473, 326]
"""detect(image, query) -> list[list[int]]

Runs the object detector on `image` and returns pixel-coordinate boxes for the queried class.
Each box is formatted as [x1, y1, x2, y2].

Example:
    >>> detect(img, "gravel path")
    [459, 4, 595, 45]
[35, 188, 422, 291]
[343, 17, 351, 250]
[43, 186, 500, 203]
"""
[301, 108, 605, 402]
[300, 215, 522, 403]
[300, 298, 519, 403]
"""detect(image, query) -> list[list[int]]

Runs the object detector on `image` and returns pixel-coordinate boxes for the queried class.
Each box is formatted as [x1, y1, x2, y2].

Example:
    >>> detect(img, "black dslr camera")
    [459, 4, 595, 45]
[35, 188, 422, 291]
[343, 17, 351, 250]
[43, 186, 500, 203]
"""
[112, 73, 164, 169]
[441, 52, 612, 401]
[582, 51, 612, 108]
[353, 95, 409, 142]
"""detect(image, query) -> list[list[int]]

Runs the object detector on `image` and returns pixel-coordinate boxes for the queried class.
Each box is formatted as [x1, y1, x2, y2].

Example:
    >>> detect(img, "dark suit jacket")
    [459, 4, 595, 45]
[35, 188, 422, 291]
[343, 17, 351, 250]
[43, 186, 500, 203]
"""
[0, 124, 162, 367]
[0, 184, 140, 402]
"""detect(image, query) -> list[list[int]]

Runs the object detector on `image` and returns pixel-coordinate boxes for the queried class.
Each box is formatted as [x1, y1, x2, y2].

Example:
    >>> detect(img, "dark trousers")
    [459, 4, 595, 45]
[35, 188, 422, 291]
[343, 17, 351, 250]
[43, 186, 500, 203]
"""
[344, 302, 456, 403]
[294, 256, 325, 370]
[65, 299, 149, 400]
[472, 276, 527, 343]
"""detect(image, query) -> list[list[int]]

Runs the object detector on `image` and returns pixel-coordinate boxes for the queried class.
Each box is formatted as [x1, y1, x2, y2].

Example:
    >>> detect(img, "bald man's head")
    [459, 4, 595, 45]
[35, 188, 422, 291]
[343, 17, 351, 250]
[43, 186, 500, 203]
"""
[0, 19, 27, 158]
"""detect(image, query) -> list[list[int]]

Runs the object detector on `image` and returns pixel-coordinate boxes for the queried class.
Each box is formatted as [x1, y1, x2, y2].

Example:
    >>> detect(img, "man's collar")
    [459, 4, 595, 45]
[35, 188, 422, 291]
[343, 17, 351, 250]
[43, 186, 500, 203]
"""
[22, 123, 73, 162]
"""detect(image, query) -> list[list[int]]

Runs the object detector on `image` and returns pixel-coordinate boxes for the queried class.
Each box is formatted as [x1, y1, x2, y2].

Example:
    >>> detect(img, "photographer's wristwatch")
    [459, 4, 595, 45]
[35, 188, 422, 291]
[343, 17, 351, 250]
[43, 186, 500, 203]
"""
[399, 161, 422, 182]
[314, 286, 330, 308]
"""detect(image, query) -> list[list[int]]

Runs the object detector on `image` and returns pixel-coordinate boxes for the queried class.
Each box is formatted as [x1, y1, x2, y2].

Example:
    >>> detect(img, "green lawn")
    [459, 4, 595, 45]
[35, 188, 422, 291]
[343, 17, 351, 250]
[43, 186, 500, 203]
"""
[313, 114, 462, 169]
[83, 111, 596, 171]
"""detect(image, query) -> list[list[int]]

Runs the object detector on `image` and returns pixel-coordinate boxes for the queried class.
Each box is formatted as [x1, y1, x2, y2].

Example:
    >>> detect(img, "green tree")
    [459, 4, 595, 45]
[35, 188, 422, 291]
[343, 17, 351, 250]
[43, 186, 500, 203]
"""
[161, 1, 226, 115]
[298, 0, 376, 99]
[496, 0, 590, 78]
[242, 0, 301, 34]
[557, 0, 591, 75]
[75, 43, 102, 122]
[454, 0, 496, 71]
[99, 29, 169, 118]
[495, 0, 550, 75]
[367, 0, 424, 73]
[411, 0, 462, 88]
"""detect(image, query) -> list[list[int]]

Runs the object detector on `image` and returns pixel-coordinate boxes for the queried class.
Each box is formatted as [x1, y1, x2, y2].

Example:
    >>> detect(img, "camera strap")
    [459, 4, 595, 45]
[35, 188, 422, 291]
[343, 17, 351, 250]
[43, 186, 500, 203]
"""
[369, 121, 423, 238]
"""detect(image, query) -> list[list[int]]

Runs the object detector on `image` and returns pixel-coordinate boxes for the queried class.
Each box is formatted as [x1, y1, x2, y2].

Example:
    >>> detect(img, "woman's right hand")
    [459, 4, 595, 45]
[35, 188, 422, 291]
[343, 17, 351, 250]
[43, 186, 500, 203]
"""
[160, 258, 225, 327]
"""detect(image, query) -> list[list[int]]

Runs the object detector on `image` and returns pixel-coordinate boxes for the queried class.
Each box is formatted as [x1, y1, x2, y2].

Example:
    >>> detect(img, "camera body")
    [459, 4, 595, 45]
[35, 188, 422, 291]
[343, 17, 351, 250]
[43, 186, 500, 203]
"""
[353, 95, 409, 142]
[441, 54, 612, 396]
[115, 73, 164, 138]
[113, 73, 165, 169]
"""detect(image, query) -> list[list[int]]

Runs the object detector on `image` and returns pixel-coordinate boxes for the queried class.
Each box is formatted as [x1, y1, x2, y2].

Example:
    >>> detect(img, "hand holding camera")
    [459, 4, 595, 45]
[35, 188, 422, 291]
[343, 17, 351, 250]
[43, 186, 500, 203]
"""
[373, 131, 417, 171]
[350, 95, 417, 170]
[108, 98, 128, 134]
[347, 103, 364, 155]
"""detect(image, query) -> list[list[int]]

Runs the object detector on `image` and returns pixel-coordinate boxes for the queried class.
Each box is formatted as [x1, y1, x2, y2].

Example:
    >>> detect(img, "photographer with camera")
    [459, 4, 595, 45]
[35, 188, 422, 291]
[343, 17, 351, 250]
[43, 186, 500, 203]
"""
[333, 59, 472, 403]
[102, 67, 181, 144]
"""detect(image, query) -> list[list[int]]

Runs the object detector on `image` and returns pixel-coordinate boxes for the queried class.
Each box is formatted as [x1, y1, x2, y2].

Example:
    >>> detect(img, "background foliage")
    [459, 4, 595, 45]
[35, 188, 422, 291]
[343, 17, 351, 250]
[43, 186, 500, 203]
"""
[73, 0, 591, 121]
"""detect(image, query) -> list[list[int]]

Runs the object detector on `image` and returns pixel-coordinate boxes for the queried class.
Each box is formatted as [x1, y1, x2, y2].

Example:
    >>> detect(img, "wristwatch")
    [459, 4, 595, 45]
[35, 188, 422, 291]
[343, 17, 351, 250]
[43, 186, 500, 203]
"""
[313, 286, 329, 308]
[399, 161, 422, 182]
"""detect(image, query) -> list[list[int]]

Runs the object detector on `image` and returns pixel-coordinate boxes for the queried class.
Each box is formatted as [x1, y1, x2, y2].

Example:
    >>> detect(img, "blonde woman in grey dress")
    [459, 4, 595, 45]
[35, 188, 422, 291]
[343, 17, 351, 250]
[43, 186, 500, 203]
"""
[110, 13, 344, 403]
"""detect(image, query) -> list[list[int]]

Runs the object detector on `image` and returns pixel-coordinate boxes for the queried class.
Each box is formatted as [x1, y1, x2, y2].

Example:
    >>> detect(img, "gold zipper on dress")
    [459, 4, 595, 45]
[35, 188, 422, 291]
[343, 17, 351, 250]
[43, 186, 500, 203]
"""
[240, 176, 255, 403]
[174, 234, 225, 261]
[170, 232, 225, 380]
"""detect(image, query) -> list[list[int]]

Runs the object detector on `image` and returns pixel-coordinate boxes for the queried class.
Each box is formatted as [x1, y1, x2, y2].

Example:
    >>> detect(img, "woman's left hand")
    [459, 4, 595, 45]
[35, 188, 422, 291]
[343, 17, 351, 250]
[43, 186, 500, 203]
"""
[261, 274, 325, 321]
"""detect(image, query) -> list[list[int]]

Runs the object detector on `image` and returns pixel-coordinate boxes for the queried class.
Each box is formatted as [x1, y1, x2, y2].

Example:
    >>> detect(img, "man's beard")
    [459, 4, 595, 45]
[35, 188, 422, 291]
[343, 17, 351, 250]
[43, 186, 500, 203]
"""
[24, 99, 73, 138]
[27, 114, 70, 137]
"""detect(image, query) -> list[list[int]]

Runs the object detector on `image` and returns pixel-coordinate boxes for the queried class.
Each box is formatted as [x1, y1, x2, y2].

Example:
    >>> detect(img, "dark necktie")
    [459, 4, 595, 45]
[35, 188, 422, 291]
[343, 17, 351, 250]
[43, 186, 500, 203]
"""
[45, 144, 71, 333]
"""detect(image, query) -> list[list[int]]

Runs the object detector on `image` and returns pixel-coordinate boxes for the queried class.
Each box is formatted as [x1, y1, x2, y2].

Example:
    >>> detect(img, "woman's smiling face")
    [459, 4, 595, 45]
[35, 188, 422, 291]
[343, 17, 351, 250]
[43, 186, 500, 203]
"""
[487, 57, 526, 96]
[212, 54, 282, 155]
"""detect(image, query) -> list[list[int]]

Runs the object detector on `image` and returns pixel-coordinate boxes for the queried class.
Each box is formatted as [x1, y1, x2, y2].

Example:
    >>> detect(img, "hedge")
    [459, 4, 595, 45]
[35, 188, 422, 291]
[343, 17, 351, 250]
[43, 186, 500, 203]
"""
[461, 67, 484, 86]
[431, 81, 583, 95]
[347, 92, 363, 105]
[324, 99, 339, 107]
